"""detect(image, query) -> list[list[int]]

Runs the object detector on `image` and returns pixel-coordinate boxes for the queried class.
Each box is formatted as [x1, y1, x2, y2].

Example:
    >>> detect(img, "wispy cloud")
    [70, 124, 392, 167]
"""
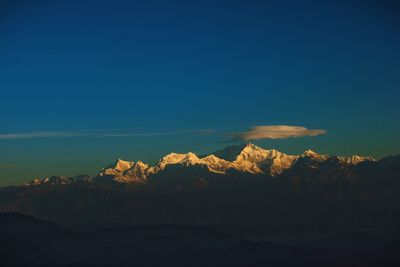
[0, 131, 86, 140]
[0, 129, 215, 140]
[230, 125, 326, 142]
[94, 129, 215, 138]
[0, 163, 16, 169]
[0, 126, 325, 142]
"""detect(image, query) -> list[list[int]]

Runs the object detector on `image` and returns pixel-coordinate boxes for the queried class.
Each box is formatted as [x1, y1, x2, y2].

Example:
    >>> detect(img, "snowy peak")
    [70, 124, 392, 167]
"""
[98, 159, 150, 184]
[219, 144, 299, 176]
[263, 151, 299, 176]
[158, 152, 201, 165]
[114, 159, 135, 172]
[212, 143, 279, 161]
[208, 143, 265, 174]
[201, 154, 233, 174]
[302, 149, 318, 156]
[339, 155, 375, 165]
[151, 152, 202, 172]
[235, 143, 270, 163]
[99, 159, 135, 177]
[27, 175, 93, 186]
[301, 150, 329, 161]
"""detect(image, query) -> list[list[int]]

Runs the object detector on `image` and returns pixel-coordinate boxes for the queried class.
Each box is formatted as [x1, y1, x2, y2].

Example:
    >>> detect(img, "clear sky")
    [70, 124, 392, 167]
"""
[1, 0, 399, 185]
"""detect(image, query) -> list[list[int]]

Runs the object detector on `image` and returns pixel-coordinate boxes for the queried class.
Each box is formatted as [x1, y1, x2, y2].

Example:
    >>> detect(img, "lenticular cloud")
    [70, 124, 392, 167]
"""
[235, 125, 326, 141]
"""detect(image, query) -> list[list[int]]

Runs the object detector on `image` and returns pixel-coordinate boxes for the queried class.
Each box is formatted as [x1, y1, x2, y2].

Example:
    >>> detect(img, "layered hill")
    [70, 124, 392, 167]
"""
[3, 212, 399, 267]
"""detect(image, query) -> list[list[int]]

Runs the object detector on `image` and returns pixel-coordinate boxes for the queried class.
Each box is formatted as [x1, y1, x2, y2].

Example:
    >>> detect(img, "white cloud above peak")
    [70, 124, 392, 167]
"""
[232, 125, 326, 141]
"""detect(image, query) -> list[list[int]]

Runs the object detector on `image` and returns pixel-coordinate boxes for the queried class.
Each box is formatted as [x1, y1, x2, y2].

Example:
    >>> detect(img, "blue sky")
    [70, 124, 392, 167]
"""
[1, 0, 399, 185]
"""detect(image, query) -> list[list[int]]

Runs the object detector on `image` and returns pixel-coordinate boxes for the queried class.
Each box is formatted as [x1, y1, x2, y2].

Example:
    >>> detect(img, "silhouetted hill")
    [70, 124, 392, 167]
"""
[1, 212, 399, 267]
[0, 212, 71, 237]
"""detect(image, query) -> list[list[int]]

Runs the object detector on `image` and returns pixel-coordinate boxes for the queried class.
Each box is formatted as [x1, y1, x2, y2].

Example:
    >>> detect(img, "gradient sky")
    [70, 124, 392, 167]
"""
[1, 0, 400, 186]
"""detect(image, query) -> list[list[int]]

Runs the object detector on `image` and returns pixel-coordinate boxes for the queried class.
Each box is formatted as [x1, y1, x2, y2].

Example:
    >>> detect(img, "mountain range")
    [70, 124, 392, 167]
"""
[0, 144, 399, 236]
[1, 144, 399, 265]
[25, 143, 376, 186]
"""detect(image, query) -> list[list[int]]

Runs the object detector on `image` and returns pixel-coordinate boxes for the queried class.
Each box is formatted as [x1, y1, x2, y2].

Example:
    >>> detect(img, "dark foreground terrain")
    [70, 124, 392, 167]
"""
[0, 212, 399, 267]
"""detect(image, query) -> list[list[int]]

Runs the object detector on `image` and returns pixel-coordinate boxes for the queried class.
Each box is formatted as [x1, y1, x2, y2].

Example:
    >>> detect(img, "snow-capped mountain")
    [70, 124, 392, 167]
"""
[26, 144, 376, 186]
[98, 159, 149, 183]
[3, 145, 399, 237]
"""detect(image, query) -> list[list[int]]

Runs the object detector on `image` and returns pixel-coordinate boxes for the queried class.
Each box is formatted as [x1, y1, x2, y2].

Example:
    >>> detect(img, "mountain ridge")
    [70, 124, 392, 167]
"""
[25, 143, 377, 186]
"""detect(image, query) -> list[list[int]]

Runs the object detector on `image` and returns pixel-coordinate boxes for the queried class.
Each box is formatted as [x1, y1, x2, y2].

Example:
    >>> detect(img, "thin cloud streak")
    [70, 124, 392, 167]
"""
[230, 125, 327, 141]
[94, 129, 215, 138]
[0, 129, 215, 140]
[0, 163, 16, 169]
[0, 131, 86, 139]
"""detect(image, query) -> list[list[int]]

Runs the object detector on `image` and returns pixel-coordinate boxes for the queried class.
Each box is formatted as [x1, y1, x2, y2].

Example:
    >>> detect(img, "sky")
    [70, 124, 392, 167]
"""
[1, 0, 399, 186]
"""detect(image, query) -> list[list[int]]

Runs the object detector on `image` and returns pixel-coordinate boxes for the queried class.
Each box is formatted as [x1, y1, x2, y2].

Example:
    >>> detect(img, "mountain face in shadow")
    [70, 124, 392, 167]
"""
[1, 212, 399, 267]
